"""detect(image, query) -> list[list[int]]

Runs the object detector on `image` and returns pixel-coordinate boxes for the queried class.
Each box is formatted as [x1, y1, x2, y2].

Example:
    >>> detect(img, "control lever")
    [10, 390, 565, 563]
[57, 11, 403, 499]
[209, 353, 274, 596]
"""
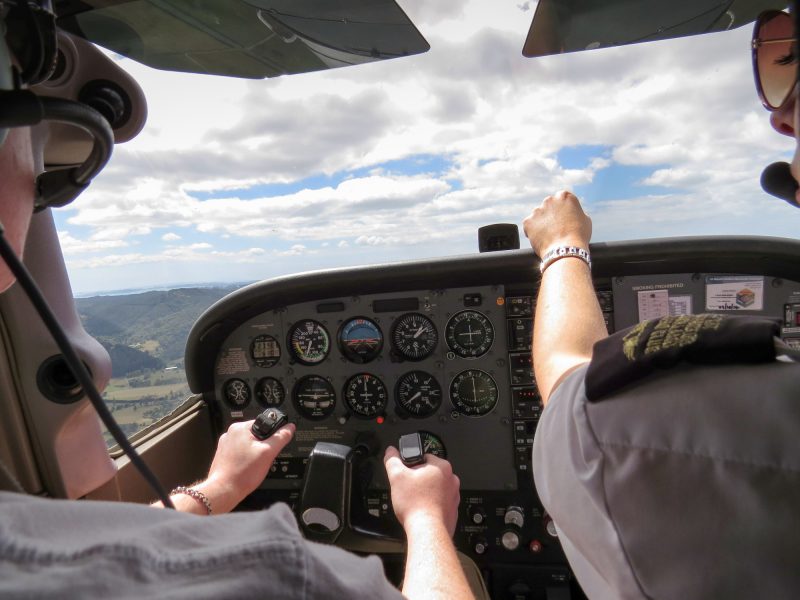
[251, 407, 288, 440]
[298, 441, 403, 553]
[398, 432, 425, 466]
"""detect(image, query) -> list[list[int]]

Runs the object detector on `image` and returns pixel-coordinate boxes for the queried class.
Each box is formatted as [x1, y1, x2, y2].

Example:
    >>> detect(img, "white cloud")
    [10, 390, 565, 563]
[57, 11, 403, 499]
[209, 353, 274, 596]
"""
[276, 244, 313, 257]
[67, 246, 268, 269]
[57, 4, 796, 293]
[58, 231, 128, 255]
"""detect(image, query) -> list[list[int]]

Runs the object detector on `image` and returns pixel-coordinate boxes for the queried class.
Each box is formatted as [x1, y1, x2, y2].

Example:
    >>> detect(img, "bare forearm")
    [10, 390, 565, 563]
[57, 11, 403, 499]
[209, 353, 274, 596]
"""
[533, 257, 607, 405]
[401, 516, 475, 600]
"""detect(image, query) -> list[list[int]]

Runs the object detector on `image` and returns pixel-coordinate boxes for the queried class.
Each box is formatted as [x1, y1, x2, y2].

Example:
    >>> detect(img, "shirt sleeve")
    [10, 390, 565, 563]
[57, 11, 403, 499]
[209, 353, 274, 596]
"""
[532, 359, 800, 600]
[532, 364, 645, 600]
[0, 494, 404, 600]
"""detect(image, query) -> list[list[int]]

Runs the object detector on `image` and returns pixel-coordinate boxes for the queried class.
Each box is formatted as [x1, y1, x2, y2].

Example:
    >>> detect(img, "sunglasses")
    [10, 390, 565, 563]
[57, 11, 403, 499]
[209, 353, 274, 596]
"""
[752, 10, 797, 111]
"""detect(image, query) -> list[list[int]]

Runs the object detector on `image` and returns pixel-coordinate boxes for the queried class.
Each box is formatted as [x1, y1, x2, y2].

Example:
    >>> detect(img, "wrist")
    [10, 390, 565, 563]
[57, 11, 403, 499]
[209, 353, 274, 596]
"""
[402, 510, 450, 537]
[539, 245, 591, 274]
[537, 238, 589, 257]
[194, 477, 241, 515]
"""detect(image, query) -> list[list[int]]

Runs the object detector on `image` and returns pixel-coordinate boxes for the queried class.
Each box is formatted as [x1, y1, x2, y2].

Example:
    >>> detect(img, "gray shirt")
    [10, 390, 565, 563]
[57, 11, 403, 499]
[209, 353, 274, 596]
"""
[0, 492, 404, 599]
[533, 360, 800, 600]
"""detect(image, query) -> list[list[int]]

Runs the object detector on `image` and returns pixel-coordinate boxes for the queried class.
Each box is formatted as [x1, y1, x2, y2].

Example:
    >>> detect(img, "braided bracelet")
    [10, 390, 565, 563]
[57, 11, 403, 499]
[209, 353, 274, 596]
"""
[171, 486, 213, 515]
[539, 245, 591, 274]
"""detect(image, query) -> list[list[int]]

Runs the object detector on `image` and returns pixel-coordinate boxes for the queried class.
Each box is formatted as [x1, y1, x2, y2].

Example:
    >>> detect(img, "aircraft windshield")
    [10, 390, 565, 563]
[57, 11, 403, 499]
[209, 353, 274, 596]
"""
[59, 0, 796, 296]
[57, 1, 797, 445]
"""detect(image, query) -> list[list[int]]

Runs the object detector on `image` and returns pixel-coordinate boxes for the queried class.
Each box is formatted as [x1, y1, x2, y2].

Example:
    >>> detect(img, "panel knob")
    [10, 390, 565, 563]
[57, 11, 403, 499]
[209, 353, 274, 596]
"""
[503, 505, 525, 528]
[470, 507, 487, 525]
[501, 530, 521, 551]
[543, 513, 558, 538]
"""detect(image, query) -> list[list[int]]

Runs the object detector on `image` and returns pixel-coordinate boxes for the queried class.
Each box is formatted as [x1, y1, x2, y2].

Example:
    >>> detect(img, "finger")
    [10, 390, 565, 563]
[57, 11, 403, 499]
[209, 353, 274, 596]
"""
[254, 423, 295, 457]
[229, 420, 251, 433]
[424, 453, 452, 472]
[383, 446, 404, 478]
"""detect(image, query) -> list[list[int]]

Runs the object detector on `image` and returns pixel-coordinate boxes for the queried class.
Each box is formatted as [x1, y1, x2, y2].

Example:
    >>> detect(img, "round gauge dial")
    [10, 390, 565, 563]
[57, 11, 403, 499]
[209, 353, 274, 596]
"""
[395, 370, 442, 418]
[223, 378, 251, 408]
[338, 317, 383, 363]
[255, 377, 285, 407]
[449, 369, 499, 416]
[293, 375, 336, 420]
[392, 313, 438, 361]
[420, 431, 447, 459]
[288, 320, 330, 365]
[344, 373, 388, 418]
[250, 334, 281, 368]
[445, 310, 494, 358]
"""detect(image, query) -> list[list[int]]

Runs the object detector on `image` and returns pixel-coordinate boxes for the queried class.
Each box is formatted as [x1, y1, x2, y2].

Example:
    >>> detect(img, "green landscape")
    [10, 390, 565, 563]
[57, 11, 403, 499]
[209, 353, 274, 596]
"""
[76, 285, 245, 445]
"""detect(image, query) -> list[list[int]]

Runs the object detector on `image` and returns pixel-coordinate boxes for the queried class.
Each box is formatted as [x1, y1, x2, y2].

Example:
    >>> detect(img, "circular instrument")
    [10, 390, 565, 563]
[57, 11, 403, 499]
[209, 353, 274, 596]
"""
[250, 334, 281, 368]
[338, 317, 383, 363]
[445, 310, 494, 358]
[420, 430, 447, 459]
[343, 373, 388, 417]
[395, 370, 442, 417]
[391, 312, 438, 360]
[288, 320, 330, 365]
[254, 377, 286, 407]
[449, 369, 499, 416]
[222, 378, 251, 408]
[293, 375, 336, 420]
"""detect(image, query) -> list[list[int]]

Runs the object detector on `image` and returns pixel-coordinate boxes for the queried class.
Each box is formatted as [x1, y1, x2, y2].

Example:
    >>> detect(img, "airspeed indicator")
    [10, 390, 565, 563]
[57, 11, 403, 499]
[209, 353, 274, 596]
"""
[288, 320, 330, 365]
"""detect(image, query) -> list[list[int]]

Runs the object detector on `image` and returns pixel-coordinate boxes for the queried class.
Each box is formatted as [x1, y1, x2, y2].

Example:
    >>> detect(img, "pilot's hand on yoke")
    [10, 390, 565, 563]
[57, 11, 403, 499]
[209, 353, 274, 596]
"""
[205, 420, 296, 509]
[155, 420, 295, 515]
[383, 446, 460, 536]
[522, 190, 592, 257]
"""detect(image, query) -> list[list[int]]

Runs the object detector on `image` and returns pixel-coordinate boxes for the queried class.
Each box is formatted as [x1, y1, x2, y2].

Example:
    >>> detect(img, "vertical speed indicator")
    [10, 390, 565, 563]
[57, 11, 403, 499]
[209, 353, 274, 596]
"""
[396, 370, 442, 417]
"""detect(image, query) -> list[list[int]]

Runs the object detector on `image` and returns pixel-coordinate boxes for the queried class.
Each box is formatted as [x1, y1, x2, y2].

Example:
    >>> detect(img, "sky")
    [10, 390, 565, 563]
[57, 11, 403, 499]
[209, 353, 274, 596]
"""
[54, 0, 799, 295]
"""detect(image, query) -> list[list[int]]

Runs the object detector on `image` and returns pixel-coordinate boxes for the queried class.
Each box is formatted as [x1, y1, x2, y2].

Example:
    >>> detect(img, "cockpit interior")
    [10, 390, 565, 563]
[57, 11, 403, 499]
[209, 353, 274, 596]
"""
[1, 1, 797, 599]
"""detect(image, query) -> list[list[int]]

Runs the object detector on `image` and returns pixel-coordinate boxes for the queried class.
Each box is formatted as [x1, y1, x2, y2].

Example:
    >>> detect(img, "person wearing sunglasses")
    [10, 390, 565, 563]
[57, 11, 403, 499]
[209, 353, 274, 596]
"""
[523, 5, 800, 600]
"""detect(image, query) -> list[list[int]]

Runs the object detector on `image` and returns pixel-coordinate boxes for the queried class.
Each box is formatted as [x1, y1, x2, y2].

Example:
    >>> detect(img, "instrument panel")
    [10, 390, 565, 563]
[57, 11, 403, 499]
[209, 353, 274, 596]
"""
[186, 236, 800, 599]
[213, 286, 520, 492]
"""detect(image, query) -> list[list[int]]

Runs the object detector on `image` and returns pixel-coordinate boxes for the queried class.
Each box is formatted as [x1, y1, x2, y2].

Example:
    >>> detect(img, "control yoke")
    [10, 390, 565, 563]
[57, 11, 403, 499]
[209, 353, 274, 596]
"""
[298, 441, 404, 553]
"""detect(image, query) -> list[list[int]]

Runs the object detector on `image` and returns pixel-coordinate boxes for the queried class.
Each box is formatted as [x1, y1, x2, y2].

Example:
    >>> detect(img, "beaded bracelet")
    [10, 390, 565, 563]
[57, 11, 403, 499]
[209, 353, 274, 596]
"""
[171, 486, 213, 515]
[539, 245, 591, 274]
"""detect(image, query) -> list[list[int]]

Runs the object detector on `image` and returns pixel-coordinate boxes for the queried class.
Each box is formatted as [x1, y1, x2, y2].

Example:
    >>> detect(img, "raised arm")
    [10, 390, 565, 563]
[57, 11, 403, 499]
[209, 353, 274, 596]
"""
[153, 420, 295, 514]
[383, 447, 476, 600]
[522, 191, 607, 405]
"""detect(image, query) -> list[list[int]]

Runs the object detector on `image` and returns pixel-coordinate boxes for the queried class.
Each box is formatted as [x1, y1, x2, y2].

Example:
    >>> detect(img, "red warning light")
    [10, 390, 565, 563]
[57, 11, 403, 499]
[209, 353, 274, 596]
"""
[376, 416, 385, 425]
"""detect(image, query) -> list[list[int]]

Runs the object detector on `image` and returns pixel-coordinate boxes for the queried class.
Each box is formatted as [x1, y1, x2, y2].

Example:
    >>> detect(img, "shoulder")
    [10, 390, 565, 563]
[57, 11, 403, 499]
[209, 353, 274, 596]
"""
[532, 333, 800, 600]
[585, 313, 781, 400]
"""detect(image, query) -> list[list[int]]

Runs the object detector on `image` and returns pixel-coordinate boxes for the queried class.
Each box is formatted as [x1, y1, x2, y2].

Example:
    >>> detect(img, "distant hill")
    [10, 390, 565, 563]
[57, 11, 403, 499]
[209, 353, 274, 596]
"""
[76, 285, 242, 376]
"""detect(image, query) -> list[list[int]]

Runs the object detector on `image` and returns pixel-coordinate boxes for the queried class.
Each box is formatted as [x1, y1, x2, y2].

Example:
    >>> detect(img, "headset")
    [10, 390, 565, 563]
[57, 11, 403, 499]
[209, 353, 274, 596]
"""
[0, 0, 174, 507]
[0, 0, 114, 212]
